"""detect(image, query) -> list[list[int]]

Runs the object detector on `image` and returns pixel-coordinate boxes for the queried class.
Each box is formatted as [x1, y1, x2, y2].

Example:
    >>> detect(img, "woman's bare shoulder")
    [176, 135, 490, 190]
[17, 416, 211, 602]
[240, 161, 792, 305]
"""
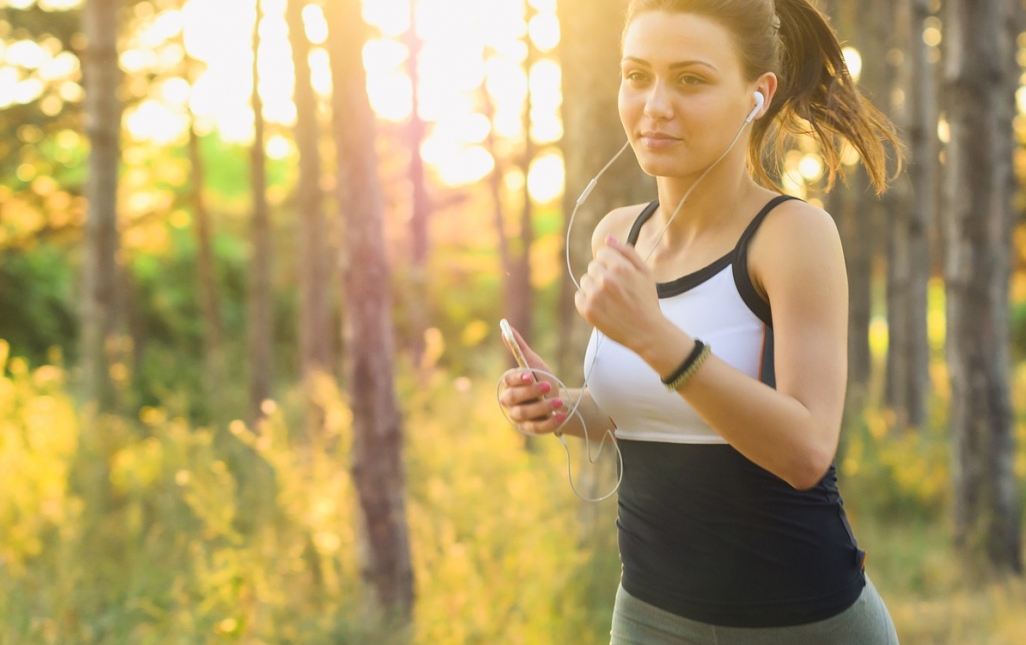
[748, 198, 844, 300]
[755, 198, 840, 252]
[590, 202, 652, 256]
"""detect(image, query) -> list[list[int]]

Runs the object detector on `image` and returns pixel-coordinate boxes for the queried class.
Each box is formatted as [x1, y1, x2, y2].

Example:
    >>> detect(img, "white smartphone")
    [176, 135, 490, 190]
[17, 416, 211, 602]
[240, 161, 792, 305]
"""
[499, 318, 533, 377]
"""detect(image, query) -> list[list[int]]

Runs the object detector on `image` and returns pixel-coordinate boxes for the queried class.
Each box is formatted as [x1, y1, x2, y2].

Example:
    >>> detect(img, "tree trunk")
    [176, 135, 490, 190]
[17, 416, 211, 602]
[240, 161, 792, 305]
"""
[824, 168, 872, 419]
[287, 0, 331, 435]
[885, 0, 934, 431]
[822, 0, 882, 413]
[188, 117, 224, 397]
[510, 3, 537, 349]
[405, 4, 431, 366]
[555, 0, 653, 378]
[483, 22, 536, 358]
[248, 0, 274, 425]
[75, 2, 123, 630]
[481, 85, 516, 364]
[80, 0, 122, 411]
[852, 194, 876, 395]
[943, 0, 1023, 575]
[328, 0, 415, 621]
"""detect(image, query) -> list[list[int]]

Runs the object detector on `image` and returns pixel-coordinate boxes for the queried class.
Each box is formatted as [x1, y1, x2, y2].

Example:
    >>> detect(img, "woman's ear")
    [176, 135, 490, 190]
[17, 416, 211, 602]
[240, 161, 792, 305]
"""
[753, 72, 779, 118]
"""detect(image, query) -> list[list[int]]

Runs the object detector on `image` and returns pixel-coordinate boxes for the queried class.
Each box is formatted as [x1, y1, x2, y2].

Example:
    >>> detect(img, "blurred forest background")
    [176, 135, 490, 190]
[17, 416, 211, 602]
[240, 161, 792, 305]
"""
[1, 0, 1026, 643]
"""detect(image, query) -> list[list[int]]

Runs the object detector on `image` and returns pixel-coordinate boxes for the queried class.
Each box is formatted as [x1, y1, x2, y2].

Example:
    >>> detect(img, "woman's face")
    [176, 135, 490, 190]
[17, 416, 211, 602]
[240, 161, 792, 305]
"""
[619, 11, 758, 179]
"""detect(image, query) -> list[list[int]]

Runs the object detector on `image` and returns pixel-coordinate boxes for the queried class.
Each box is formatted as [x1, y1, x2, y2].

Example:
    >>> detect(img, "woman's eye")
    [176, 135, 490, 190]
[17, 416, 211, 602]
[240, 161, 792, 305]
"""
[678, 74, 703, 85]
[624, 70, 647, 82]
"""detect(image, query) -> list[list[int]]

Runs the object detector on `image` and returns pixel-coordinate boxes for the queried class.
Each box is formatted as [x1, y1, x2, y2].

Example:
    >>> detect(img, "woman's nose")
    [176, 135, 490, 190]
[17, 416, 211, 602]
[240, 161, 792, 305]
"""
[643, 82, 674, 120]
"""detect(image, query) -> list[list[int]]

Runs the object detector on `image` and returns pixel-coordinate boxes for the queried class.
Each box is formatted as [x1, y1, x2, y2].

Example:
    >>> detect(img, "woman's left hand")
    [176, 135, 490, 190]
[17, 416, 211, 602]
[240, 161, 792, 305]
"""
[574, 236, 663, 349]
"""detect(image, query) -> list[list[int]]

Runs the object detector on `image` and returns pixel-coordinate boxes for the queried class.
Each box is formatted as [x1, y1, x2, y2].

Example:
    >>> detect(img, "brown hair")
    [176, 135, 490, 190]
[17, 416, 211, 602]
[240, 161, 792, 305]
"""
[624, 0, 902, 193]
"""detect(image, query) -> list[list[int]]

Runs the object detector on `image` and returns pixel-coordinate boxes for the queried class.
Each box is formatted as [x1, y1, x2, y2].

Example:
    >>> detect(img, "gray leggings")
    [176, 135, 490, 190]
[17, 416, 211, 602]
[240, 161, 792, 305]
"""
[610, 578, 899, 645]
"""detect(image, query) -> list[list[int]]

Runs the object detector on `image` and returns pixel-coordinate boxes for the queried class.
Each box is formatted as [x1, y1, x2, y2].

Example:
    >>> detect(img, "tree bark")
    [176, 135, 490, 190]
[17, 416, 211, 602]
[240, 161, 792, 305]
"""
[248, 0, 274, 425]
[76, 3, 123, 630]
[188, 116, 224, 397]
[555, 0, 653, 378]
[287, 0, 332, 435]
[822, 0, 883, 415]
[481, 85, 516, 360]
[80, 0, 122, 411]
[510, 3, 537, 349]
[405, 4, 431, 366]
[885, 0, 934, 431]
[943, 0, 1023, 575]
[822, 169, 870, 403]
[328, 0, 415, 620]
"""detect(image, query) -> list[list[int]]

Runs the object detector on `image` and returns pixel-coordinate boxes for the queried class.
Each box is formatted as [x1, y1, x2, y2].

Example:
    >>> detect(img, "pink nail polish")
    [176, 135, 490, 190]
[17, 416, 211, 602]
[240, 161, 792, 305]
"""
[551, 398, 564, 409]
[554, 412, 567, 423]
[539, 382, 552, 394]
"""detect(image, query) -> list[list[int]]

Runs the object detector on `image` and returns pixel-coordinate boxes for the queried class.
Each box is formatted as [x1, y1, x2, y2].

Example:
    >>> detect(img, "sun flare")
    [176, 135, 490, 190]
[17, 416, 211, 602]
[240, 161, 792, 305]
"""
[0, 0, 565, 198]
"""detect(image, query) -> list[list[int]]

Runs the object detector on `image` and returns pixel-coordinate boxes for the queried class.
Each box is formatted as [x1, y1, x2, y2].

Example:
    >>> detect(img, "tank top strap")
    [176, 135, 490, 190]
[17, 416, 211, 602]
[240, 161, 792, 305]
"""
[626, 200, 660, 247]
[731, 194, 801, 328]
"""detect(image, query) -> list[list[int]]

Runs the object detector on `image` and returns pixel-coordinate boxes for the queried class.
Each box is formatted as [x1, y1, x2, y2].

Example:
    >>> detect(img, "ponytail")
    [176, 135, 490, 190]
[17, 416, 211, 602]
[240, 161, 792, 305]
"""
[624, 0, 903, 193]
[752, 0, 902, 193]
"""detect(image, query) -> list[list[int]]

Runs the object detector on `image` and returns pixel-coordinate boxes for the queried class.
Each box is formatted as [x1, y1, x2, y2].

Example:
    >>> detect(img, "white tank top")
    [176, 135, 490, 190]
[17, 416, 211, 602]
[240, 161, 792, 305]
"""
[584, 196, 795, 444]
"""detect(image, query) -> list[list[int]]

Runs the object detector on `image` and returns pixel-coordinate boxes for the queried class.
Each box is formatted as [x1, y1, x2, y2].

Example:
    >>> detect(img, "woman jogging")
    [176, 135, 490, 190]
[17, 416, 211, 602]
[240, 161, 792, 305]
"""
[499, 0, 903, 642]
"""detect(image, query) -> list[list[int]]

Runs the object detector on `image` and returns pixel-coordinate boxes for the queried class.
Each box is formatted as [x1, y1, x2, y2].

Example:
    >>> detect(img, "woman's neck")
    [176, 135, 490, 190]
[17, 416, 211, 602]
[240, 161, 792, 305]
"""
[651, 161, 760, 249]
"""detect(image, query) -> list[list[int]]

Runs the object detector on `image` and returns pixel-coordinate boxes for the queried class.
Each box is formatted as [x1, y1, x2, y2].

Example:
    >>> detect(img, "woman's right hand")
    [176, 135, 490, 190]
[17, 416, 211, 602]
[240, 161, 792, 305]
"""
[497, 327, 567, 435]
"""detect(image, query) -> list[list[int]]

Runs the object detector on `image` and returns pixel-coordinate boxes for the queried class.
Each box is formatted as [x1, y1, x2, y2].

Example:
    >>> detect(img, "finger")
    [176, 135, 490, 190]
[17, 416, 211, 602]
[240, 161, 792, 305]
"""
[511, 329, 543, 372]
[503, 324, 528, 359]
[595, 245, 643, 276]
[510, 326, 528, 352]
[507, 326, 556, 377]
[574, 288, 589, 319]
[582, 268, 599, 295]
[575, 289, 600, 327]
[576, 268, 606, 310]
[517, 410, 569, 435]
[501, 369, 532, 388]
[499, 374, 552, 405]
[603, 235, 649, 273]
[580, 264, 607, 294]
[509, 396, 564, 424]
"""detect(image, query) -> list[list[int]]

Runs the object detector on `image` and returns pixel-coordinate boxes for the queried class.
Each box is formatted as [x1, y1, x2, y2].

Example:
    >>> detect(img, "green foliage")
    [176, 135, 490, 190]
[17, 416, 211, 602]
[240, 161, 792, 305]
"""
[840, 405, 951, 521]
[0, 342, 371, 644]
[0, 342, 620, 644]
[399, 362, 620, 645]
[0, 245, 78, 367]
[1010, 299, 1026, 363]
[3, 340, 1026, 644]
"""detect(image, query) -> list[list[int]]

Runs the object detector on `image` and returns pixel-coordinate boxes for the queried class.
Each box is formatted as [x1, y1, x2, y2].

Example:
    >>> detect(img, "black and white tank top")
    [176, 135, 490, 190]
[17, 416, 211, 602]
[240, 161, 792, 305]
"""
[584, 196, 785, 442]
[585, 195, 866, 628]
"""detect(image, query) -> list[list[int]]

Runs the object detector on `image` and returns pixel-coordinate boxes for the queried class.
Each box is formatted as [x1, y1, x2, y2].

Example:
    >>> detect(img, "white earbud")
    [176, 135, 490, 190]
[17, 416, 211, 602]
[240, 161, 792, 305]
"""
[746, 91, 765, 124]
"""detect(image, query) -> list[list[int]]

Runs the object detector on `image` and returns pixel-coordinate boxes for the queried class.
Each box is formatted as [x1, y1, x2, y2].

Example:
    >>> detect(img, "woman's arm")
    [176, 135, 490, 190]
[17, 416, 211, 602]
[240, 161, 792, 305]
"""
[575, 201, 847, 490]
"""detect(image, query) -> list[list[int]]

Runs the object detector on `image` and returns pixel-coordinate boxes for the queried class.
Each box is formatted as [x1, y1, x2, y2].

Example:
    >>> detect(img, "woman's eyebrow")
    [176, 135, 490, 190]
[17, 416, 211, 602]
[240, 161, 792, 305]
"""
[621, 56, 717, 71]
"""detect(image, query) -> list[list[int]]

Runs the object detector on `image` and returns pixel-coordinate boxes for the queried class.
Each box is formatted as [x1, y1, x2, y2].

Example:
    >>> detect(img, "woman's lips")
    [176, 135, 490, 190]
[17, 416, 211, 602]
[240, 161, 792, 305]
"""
[639, 132, 681, 149]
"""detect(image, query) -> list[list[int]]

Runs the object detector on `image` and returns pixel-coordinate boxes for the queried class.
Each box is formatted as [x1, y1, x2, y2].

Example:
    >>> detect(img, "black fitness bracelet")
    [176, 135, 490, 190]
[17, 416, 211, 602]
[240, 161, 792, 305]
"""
[660, 340, 709, 389]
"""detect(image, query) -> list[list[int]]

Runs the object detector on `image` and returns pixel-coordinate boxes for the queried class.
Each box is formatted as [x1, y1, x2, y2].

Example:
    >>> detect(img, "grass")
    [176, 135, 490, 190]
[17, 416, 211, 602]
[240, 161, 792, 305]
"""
[1, 339, 1025, 644]
[854, 515, 1026, 645]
